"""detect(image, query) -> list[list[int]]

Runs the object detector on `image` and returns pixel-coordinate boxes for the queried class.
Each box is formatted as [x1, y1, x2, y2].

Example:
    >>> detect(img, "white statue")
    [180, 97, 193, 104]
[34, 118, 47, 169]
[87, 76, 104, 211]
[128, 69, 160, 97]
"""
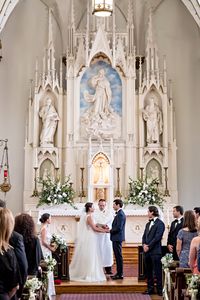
[143, 97, 163, 144]
[39, 97, 59, 147]
[84, 69, 112, 119]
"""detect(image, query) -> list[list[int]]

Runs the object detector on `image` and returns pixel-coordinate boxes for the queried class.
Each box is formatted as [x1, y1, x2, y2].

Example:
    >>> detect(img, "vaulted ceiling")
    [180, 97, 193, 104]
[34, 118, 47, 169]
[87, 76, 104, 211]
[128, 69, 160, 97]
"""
[0, 0, 200, 37]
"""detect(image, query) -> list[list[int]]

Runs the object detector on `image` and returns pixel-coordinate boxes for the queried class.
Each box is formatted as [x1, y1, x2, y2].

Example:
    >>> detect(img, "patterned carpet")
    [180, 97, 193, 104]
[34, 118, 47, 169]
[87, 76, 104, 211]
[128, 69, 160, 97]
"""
[60, 294, 151, 300]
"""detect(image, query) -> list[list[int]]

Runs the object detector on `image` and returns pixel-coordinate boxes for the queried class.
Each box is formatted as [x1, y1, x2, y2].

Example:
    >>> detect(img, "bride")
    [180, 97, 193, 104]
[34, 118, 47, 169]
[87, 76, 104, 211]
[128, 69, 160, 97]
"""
[69, 202, 108, 282]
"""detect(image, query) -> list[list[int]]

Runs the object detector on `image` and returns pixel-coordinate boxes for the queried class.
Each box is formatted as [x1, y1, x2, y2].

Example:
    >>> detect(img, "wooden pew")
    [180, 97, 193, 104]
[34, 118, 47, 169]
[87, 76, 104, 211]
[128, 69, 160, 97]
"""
[174, 267, 192, 300]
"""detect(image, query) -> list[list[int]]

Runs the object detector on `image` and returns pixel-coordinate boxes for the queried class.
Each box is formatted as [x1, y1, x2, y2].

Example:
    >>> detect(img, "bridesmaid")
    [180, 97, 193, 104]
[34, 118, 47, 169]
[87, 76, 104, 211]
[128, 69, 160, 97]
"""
[39, 213, 56, 297]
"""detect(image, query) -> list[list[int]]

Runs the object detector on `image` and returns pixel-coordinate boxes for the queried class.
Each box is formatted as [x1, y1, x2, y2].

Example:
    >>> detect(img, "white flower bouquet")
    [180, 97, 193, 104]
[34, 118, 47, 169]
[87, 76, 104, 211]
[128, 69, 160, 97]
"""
[127, 177, 165, 209]
[40, 256, 57, 273]
[50, 233, 67, 252]
[37, 175, 76, 208]
[24, 277, 42, 298]
[186, 274, 200, 300]
[161, 253, 174, 269]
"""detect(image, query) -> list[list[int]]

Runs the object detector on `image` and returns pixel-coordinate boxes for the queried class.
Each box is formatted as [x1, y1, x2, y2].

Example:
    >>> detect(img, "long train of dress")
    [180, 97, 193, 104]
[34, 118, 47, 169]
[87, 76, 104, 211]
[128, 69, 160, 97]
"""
[69, 213, 106, 282]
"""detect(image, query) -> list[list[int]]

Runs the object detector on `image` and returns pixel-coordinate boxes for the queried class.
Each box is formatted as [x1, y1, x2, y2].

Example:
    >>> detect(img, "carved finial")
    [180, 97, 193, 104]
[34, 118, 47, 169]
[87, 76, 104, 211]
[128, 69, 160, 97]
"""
[127, 0, 134, 25]
[47, 8, 56, 80]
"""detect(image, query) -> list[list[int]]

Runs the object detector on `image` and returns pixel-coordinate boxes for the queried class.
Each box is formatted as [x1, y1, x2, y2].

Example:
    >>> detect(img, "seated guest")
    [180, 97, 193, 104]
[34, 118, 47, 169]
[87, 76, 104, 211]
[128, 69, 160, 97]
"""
[189, 217, 200, 274]
[167, 205, 184, 260]
[0, 200, 28, 298]
[0, 208, 21, 300]
[176, 210, 197, 268]
[14, 213, 43, 276]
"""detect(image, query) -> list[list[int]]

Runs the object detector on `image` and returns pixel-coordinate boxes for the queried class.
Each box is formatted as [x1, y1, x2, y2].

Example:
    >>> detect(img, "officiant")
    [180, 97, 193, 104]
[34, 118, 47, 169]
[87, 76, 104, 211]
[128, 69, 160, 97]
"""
[94, 199, 113, 275]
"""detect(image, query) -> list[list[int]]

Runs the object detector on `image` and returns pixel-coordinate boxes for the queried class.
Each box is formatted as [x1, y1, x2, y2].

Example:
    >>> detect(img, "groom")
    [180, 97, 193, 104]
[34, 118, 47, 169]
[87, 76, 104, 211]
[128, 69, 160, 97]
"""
[109, 199, 126, 280]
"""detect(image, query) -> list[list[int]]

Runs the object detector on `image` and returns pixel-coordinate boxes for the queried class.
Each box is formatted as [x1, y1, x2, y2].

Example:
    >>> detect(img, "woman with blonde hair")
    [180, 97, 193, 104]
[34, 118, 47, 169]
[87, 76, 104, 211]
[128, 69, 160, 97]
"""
[176, 210, 197, 268]
[189, 216, 200, 274]
[0, 208, 20, 300]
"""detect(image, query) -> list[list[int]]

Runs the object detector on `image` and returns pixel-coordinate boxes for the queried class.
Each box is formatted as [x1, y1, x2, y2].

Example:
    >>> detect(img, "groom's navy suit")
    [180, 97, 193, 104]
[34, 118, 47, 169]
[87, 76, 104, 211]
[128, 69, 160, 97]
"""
[110, 209, 126, 277]
[142, 218, 165, 294]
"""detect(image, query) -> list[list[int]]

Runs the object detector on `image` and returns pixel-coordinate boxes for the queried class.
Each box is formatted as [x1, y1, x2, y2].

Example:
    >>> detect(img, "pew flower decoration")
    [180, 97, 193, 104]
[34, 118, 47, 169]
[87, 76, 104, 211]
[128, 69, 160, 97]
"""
[126, 177, 165, 209]
[161, 253, 174, 269]
[24, 277, 42, 298]
[37, 175, 76, 208]
[50, 234, 67, 252]
[43, 256, 57, 273]
[186, 274, 200, 300]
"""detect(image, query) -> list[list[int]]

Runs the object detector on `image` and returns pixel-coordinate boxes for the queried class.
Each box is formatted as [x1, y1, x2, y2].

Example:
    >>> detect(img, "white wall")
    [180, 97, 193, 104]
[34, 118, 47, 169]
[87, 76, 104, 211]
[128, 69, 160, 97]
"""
[0, 0, 62, 214]
[154, 0, 200, 209]
[0, 0, 199, 213]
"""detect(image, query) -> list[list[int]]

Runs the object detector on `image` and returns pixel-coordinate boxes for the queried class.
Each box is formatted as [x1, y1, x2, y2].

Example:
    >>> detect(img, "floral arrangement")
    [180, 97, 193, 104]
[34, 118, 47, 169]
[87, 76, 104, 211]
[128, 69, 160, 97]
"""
[24, 277, 42, 298]
[161, 253, 174, 269]
[37, 175, 76, 208]
[50, 234, 67, 252]
[186, 274, 200, 299]
[126, 177, 165, 209]
[40, 255, 57, 273]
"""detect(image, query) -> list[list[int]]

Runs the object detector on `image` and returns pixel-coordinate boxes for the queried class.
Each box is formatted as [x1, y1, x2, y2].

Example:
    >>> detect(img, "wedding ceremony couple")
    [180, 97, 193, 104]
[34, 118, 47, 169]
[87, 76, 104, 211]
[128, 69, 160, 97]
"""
[69, 198, 126, 282]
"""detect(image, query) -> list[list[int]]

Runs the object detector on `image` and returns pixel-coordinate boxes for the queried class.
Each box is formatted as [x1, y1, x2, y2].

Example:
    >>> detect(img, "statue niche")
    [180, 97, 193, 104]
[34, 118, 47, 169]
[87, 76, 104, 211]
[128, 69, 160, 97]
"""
[39, 96, 60, 147]
[146, 159, 162, 184]
[143, 95, 163, 146]
[40, 159, 55, 181]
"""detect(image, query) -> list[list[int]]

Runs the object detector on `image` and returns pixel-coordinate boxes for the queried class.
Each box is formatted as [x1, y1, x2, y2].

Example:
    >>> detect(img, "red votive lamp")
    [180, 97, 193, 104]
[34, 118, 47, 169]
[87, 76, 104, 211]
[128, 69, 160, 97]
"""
[4, 169, 8, 178]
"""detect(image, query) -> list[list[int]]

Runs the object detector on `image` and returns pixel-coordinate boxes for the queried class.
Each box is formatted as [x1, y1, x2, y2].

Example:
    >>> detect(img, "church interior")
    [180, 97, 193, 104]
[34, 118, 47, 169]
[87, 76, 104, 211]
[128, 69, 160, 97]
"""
[0, 0, 200, 299]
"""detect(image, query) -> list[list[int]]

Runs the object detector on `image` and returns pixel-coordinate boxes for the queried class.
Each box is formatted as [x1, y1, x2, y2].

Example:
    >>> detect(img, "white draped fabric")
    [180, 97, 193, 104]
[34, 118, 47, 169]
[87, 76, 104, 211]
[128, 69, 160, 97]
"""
[69, 213, 106, 282]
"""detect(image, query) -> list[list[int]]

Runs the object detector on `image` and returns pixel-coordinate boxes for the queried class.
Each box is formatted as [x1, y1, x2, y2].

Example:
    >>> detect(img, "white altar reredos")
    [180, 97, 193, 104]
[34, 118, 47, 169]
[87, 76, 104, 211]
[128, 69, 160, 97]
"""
[23, 3, 178, 244]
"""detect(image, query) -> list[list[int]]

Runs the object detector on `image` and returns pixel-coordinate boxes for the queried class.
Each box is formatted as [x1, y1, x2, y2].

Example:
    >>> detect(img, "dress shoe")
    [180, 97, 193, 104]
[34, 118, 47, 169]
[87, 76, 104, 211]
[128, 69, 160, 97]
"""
[111, 274, 124, 280]
[143, 290, 154, 295]
[157, 291, 163, 296]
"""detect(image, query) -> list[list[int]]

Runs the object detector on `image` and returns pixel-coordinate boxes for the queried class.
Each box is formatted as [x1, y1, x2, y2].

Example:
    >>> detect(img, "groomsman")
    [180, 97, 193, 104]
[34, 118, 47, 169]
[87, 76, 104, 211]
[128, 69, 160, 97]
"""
[142, 206, 165, 296]
[94, 199, 113, 275]
[194, 207, 200, 220]
[167, 205, 184, 260]
[109, 199, 126, 280]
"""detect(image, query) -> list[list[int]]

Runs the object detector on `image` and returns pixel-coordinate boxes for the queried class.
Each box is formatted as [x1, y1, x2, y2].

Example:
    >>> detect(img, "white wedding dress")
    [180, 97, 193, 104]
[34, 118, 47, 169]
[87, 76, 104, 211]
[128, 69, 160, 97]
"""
[69, 213, 106, 282]
[39, 225, 56, 297]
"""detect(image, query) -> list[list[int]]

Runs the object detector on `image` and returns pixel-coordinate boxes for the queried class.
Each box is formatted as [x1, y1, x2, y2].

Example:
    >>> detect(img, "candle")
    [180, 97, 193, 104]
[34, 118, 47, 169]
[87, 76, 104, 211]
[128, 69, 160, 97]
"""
[4, 169, 8, 178]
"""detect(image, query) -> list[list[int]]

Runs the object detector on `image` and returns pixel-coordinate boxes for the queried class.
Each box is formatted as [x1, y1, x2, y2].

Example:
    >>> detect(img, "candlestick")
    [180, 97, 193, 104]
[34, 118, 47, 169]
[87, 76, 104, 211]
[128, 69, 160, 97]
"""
[164, 167, 170, 196]
[79, 167, 86, 200]
[140, 167, 144, 181]
[115, 167, 122, 198]
[31, 167, 39, 197]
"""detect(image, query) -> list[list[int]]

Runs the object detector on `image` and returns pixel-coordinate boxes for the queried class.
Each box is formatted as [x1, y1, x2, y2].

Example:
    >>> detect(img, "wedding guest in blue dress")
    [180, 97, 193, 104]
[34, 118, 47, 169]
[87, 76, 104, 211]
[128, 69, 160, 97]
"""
[176, 210, 197, 268]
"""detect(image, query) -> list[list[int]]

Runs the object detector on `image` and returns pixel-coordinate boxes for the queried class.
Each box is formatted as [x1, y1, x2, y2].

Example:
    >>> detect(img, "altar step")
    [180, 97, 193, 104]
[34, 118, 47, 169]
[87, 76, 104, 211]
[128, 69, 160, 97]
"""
[69, 243, 138, 264]
[55, 277, 147, 294]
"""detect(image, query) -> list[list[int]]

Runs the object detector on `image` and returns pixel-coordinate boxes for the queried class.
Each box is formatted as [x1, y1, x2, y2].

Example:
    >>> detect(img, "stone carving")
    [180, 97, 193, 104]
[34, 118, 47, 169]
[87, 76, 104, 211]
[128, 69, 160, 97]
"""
[39, 97, 59, 147]
[143, 97, 163, 144]
[80, 68, 121, 139]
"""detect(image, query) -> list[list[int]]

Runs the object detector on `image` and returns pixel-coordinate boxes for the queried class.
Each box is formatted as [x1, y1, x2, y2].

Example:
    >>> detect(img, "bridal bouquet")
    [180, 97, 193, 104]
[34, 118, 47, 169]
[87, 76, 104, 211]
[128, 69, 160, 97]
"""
[127, 177, 164, 209]
[24, 277, 42, 299]
[37, 175, 76, 208]
[50, 234, 67, 252]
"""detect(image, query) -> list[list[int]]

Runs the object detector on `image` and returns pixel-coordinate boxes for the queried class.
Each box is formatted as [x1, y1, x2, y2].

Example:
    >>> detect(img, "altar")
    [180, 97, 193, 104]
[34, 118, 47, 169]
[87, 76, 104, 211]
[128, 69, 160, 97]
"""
[36, 203, 170, 245]
[23, 4, 178, 237]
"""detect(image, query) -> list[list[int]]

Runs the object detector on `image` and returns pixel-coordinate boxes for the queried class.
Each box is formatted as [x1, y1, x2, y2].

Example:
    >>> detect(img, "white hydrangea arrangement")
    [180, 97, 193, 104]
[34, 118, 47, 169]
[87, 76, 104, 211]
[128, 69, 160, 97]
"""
[50, 233, 67, 252]
[24, 277, 42, 298]
[37, 175, 76, 208]
[161, 253, 174, 269]
[127, 177, 164, 209]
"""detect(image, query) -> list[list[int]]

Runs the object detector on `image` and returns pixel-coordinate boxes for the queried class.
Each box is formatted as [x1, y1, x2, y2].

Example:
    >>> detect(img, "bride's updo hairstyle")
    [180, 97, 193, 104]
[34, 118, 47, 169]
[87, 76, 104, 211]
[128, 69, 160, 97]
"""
[85, 202, 93, 213]
[39, 213, 50, 223]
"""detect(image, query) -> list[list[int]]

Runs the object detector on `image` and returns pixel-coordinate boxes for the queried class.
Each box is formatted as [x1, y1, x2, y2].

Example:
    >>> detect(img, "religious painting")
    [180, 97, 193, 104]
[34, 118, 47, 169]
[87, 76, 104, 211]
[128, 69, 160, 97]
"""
[80, 61, 122, 139]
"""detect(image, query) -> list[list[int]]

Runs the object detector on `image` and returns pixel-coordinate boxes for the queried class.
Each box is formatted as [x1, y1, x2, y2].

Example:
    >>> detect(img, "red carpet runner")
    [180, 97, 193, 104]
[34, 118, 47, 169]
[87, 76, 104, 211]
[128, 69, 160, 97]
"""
[60, 294, 151, 300]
